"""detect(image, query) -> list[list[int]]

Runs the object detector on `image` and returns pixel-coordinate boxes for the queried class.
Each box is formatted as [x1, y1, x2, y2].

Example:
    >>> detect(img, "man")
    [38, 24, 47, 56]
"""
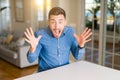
[24, 7, 92, 72]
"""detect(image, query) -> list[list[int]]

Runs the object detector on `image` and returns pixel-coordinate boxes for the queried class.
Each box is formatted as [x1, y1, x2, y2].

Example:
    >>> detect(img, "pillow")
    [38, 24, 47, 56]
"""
[16, 37, 25, 46]
[5, 34, 13, 44]
[12, 31, 23, 41]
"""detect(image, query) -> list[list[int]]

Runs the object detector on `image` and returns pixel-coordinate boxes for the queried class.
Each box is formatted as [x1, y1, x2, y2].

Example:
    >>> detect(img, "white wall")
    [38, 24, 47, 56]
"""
[10, 0, 84, 34]
[10, 0, 24, 32]
[59, 0, 84, 34]
[10, 0, 37, 33]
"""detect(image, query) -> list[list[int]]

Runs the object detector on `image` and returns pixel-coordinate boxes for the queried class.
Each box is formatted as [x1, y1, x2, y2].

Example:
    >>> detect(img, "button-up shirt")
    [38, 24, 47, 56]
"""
[27, 26, 85, 72]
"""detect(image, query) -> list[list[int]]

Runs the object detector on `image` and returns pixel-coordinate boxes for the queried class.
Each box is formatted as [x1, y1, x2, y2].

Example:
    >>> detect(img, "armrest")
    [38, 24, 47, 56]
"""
[18, 45, 38, 68]
[0, 45, 17, 59]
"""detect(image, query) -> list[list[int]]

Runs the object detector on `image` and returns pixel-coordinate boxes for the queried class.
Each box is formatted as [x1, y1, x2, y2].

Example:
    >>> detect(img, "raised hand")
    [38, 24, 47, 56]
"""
[24, 27, 42, 53]
[74, 28, 92, 48]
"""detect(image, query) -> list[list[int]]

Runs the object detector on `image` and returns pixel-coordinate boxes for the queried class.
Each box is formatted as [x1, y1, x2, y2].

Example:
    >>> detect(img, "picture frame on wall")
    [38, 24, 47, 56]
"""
[14, 0, 24, 22]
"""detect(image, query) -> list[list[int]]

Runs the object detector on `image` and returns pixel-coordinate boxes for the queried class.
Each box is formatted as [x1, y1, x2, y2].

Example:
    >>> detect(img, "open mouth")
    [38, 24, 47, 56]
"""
[53, 29, 61, 38]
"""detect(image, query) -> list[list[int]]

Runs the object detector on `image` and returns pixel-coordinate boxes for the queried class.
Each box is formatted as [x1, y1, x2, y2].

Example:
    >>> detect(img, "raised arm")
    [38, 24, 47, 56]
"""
[24, 27, 42, 53]
[74, 27, 92, 48]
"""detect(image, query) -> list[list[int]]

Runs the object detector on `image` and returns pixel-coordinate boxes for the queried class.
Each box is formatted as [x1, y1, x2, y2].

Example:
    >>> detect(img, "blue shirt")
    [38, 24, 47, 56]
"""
[27, 26, 85, 72]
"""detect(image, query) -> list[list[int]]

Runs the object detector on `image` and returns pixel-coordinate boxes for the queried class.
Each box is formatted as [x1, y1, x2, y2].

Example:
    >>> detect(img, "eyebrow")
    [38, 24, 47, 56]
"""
[50, 19, 64, 21]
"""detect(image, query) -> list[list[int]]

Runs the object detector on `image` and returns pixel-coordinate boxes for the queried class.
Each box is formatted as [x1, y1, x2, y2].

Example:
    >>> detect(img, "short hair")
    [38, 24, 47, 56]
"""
[48, 7, 66, 19]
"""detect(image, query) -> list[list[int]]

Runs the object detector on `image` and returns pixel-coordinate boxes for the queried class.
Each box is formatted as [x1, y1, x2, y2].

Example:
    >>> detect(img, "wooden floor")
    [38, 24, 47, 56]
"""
[0, 58, 38, 80]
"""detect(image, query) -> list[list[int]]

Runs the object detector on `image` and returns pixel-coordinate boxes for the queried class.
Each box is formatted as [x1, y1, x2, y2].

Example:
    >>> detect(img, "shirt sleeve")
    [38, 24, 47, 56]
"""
[71, 40, 85, 60]
[27, 43, 42, 63]
[70, 28, 85, 60]
[27, 31, 42, 63]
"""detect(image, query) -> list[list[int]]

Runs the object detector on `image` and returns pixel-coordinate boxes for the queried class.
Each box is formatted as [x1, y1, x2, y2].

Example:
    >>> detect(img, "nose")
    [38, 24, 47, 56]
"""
[55, 22, 59, 28]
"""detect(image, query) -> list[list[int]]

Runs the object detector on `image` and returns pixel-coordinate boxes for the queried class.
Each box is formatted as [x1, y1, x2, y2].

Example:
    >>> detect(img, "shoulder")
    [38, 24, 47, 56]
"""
[64, 26, 76, 34]
[64, 26, 76, 41]
[34, 27, 48, 37]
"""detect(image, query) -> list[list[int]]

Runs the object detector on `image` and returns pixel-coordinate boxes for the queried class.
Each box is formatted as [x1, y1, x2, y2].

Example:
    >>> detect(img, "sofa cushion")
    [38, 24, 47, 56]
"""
[5, 34, 13, 44]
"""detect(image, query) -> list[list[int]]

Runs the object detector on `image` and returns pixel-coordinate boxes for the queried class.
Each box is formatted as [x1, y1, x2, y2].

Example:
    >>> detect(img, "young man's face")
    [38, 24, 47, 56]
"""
[48, 15, 66, 38]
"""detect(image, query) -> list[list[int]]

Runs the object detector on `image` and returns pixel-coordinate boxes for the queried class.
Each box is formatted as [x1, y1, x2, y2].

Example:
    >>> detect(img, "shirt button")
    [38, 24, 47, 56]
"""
[59, 62, 61, 65]
[59, 54, 60, 57]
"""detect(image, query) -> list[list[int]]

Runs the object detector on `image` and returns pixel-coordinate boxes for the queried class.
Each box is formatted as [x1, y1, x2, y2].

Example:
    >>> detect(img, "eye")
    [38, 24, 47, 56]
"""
[59, 21, 62, 24]
[51, 21, 55, 24]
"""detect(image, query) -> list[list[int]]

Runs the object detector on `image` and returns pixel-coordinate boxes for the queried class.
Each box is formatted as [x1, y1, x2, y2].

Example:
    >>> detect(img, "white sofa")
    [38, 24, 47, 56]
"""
[0, 44, 38, 68]
[0, 30, 38, 68]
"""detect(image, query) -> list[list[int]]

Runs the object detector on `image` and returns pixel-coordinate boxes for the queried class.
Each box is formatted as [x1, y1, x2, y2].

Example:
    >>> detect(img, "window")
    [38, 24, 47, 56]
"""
[36, 0, 52, 21]
[0, 0, 11, 32]
[85, 0, 100, 64]
[37, 0, 44, 21]
[85, 0, 120, 70]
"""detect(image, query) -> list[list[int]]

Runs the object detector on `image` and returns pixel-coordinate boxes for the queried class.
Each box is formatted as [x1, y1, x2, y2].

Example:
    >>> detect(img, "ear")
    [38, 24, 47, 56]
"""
[64, 19, 67, 25]
[48, 19, 50, 25]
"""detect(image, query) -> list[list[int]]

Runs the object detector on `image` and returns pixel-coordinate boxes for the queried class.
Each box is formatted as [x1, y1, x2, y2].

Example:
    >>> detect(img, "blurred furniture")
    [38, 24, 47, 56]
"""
[0, 31, 38, 68]
[0, 44, 38, 68]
